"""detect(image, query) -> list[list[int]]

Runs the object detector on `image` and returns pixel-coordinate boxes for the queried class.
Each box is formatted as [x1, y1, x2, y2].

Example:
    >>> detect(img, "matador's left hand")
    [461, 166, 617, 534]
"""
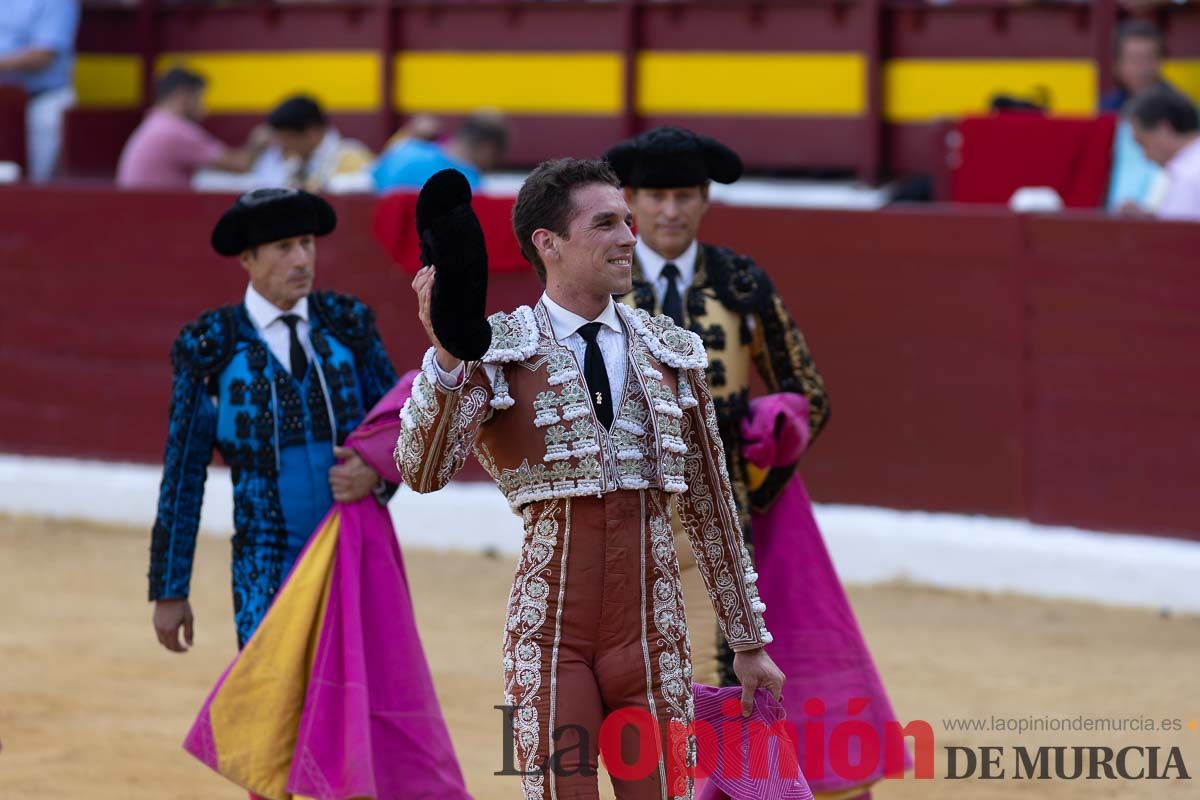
[329, 446, 380, 503]
[732, 647, 786, 717]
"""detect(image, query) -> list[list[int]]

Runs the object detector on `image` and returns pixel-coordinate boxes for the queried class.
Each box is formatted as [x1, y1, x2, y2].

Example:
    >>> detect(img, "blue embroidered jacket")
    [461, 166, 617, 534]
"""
[148, 291, 397, 645]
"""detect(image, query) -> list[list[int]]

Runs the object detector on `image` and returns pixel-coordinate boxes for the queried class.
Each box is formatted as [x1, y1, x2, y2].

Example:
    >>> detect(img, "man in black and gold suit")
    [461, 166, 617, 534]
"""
[606, 127, 829, 686]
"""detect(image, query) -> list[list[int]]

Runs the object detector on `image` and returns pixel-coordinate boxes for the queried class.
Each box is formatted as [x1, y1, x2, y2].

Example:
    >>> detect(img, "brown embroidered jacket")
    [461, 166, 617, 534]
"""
[394, 300, 772, 651]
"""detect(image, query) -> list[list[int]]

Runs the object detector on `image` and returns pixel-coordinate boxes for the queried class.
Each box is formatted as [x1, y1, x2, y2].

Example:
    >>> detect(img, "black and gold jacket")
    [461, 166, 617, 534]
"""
[618, 242, 829, 532]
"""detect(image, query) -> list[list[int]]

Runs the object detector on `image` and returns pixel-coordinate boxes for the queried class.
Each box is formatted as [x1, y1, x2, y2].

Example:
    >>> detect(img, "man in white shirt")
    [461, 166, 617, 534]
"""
[149, 188, 398, 651]
[1128, 86, 1200, 221]
[262, 95, 374, 193]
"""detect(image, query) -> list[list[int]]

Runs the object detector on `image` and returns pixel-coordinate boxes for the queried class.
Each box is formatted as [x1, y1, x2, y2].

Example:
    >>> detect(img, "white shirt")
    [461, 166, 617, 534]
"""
[540, 293, 627, 407]
[295, 129, 347, 191]
[436, 293, 628, 407]
[1158, 136, 1200, 222]
[243, 283, 313, 375]
[636, 238, 698, 309]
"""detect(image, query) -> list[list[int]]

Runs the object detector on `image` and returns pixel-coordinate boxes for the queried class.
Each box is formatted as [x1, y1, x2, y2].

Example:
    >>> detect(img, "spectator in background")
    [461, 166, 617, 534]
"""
[1103, 20, 1175, 213]
[1100, 20, 1174, 113]
[255, 95, 373, 193]
[0, 0, 80, 182]
[117, 67, 268, 190]
[385, 113, 441, 147]
[1127, 87, 1200, 221]
[372, 110, 509, 192]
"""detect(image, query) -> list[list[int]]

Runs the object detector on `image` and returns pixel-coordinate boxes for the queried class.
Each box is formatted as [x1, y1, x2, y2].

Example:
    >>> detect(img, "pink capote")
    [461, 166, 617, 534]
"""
[184, 371, 472, 800]
[691, 686, 814, 800]
[693, 393, 909, 798]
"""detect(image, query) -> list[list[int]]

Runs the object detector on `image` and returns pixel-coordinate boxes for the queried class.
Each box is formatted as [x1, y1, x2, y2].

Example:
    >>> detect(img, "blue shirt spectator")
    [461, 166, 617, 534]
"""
[0, 0, 79, 95]
[373, 138, 481, 191]
[0, 0, 80, 182]
[372, 112, 508, 193]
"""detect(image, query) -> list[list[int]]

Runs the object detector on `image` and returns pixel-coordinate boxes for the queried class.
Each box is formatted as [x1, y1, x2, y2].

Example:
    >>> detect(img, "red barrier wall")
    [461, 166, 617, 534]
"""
[700, 206, 1028, 519]
[1022, 216, 1200, 535]
[1, 187, 1197, 540]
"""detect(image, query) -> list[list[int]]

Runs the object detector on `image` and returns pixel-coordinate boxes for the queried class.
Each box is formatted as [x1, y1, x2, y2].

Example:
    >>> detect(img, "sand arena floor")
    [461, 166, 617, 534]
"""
[1, 514, 1198, 799]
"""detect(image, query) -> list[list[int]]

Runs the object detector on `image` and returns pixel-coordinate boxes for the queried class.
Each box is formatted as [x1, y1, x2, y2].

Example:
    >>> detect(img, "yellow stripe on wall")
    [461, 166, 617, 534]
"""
[80, 50, 1177, 125]
[395, 52, 622, 115]
[885, 59, 1096, 123]
[637, 52, 865, 116]
[1163, 59, 1200, 105]
[155, 51, 380, 113]
[75, 54, 141, 108]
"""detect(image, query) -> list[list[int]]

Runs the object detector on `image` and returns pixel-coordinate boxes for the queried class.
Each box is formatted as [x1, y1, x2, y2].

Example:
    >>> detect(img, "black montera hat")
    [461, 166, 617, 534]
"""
[416, 169, 492, 361]
[211, 188, 337, 256]
[603, 126, 743, 189]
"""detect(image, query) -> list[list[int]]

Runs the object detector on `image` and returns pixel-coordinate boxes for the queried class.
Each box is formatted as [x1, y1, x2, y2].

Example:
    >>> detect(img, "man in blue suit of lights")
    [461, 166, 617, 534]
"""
[148, 188, 398, 651]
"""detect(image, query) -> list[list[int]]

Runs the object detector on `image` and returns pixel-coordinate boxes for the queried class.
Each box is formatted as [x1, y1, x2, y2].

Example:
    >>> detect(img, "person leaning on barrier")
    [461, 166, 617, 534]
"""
[117, 67, 270, 190]
[259, 94, 374, 193]
[1126, 86, 1200, 221]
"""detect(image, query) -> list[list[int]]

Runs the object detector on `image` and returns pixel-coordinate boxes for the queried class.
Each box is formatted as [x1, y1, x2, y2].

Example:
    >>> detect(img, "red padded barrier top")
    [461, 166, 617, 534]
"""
[951, 114, 1118, 209]
[372, 190, 527, 274]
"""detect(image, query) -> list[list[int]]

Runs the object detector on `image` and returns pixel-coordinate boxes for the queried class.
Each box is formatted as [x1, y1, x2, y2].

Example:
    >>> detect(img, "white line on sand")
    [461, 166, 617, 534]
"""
[2, 454, 1197, 613]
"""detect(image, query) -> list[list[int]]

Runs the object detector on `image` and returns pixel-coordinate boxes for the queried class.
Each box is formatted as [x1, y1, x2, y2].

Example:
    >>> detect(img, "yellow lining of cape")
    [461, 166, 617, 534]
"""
[209, 510, 341, 799]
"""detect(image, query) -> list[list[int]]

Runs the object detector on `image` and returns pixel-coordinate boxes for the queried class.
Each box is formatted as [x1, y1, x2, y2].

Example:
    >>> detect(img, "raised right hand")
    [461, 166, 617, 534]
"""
[412, 265, 462, 373]
[153, 598, 194, 653]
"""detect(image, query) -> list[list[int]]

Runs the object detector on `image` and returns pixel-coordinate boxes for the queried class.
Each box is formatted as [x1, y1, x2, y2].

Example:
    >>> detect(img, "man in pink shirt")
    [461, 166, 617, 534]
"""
[1128, 86, 1200, 222]
[117, 67, 267, 190]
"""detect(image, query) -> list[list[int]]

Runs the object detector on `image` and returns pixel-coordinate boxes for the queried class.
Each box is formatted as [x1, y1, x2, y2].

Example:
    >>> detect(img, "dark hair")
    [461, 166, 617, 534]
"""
[155, 67, 206, 103]
[1126, 86, 1199, 134]
[512, 158, 621, 284]
[267, 95, 327, 133]
[1114, 19, 1165, 59]
[456, 111, 510, 153]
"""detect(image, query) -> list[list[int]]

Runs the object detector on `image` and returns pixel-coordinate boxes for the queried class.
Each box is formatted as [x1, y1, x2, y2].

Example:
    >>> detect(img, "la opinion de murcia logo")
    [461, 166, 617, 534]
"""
[947, 745, 1191, 780]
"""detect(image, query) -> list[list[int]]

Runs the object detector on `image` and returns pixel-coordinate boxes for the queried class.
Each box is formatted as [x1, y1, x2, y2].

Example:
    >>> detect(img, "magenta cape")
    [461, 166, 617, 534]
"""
[183, 372, 472, 800]
[735, 393, 911, 795]
[691, 686, 814, 800]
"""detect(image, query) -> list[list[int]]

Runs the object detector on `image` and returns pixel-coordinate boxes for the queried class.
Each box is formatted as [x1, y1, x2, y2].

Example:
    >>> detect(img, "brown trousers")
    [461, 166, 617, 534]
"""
[502, 490, 696, 800]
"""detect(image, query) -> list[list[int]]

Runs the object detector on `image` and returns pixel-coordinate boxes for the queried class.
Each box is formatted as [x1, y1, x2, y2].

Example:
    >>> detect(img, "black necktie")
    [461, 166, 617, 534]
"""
[576, 322, 613, 429]
[280, 314, 309, 382]
[661, 262, 685, 327]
